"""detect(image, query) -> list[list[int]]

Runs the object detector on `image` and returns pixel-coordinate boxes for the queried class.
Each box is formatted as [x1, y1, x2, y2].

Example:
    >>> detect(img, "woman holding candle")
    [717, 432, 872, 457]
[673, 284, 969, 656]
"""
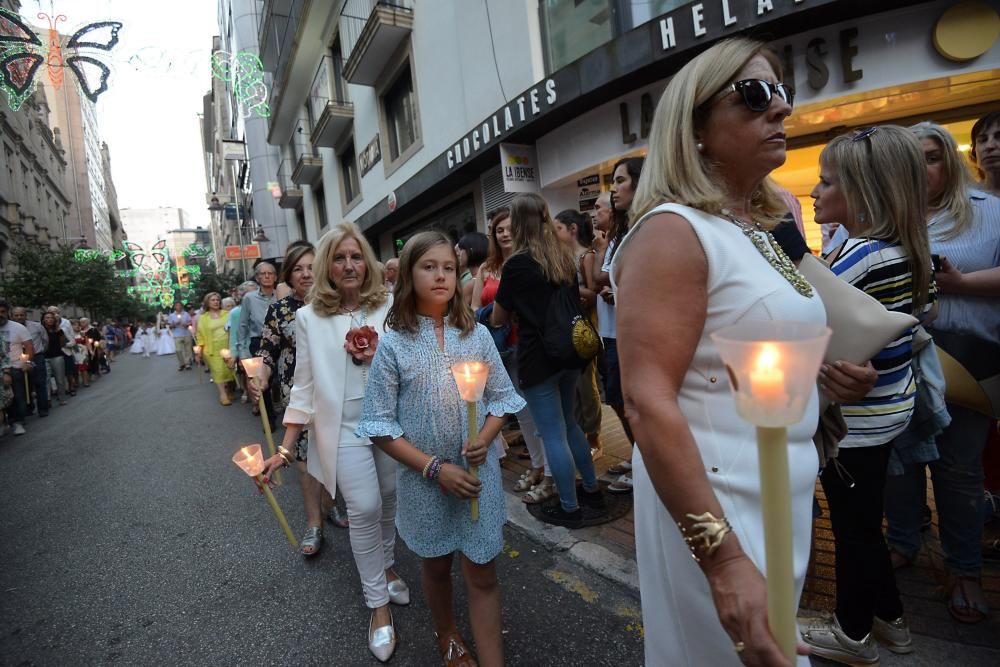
[260, 222, 404, 662]
[805, 125, 936, 662]
[883, 121, 1000, 624]
[358, 231, 524, 667]
[42, 312, 69, 405]
[611, 38, 873, 666]
[195, 292, 236, 405]
[253, 242, 335, 556]
[490, 193, 604, 523]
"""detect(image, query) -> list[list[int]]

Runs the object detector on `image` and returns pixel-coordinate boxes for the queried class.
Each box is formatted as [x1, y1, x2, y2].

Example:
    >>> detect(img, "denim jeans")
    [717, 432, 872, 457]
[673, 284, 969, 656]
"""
[885, 402, 991, 577]
[522, 368, 598, 511]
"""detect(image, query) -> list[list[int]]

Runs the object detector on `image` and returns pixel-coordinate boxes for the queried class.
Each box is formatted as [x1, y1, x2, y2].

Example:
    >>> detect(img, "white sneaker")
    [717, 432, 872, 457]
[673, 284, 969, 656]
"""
[13, 423, 26, 436]
[802, 614, 880, 665]
[872, 615, 913, 654]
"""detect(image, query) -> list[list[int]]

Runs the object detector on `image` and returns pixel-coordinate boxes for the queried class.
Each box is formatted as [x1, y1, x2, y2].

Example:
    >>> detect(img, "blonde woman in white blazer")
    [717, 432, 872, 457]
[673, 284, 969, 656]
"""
[263, 222, 405, 663]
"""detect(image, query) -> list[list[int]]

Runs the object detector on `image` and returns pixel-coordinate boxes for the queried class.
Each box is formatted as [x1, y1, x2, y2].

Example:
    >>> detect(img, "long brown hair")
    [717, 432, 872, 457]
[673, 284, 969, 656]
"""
[480, 207, 510, 275]
[310, 222, 387, 317]
[386, 231, 476, 336]
[509, 193, 576, 285]
[821, 125, 932, 312]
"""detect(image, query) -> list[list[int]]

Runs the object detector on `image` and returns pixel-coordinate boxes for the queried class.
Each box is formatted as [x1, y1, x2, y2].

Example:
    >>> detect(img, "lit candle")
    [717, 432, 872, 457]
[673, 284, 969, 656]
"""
[20, 353, 29, 396]
[231, 444, 297, 548]
[241, 357, 280, 485]
[749, 344, 787, 409]
[220, 348, 232, 361]
[451, 362, 490, 522]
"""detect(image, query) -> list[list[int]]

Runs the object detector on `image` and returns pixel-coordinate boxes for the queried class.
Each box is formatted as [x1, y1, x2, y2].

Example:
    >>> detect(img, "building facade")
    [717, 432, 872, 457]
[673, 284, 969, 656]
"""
[251, 0, 1000, 258]
[203, 0, 300, 281]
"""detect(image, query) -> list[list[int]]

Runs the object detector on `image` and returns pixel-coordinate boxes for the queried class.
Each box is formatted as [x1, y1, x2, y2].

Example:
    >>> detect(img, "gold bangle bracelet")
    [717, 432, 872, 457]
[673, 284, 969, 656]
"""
[277, 446, 294, 466]
[677, 511, 733, 563]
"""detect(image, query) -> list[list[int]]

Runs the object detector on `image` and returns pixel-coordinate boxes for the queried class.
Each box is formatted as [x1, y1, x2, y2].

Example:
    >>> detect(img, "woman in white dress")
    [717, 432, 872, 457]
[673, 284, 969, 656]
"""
[156, 314, 176, 356]
[611, 38, 876, 666]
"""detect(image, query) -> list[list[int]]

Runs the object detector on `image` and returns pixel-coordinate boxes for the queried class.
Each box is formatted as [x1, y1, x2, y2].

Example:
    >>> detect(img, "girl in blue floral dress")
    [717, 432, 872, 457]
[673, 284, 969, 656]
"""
[357, 231, 524, 667]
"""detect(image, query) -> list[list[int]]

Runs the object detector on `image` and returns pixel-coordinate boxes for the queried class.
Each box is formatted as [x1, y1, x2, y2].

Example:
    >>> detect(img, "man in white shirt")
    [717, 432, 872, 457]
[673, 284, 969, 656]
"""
[0, 301, 34, 435]
[12, 307, 49, 417]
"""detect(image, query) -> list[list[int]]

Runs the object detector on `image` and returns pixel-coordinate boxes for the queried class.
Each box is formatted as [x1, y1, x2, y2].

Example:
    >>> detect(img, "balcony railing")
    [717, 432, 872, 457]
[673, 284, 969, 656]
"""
[309, 55, 354, 149]
[340, 0, 414, 86]
[277, 158, 303, 209]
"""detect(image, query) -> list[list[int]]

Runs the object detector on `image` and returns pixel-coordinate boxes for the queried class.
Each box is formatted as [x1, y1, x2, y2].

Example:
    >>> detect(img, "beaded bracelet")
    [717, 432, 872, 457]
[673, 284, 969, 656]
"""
[422, 456, 440, 480]
[428, 457, 444, 481]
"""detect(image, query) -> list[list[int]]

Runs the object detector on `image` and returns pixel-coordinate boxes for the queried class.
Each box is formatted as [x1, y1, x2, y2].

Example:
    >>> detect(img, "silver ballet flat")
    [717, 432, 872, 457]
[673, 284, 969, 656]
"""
[368, 609, 397, 663]
[387, 577, 410, 606]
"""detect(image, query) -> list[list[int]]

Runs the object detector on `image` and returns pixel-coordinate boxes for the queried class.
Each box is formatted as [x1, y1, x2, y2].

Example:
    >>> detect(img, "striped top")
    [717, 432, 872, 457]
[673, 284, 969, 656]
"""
[826, 238, 935, 448]
[927, 190, 1000, 344]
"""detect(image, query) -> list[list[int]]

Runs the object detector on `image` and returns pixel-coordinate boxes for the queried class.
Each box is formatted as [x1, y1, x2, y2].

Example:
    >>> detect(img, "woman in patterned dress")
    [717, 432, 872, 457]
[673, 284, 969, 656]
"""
[255, 242, 332, 556]
[358, 231, 525, 667]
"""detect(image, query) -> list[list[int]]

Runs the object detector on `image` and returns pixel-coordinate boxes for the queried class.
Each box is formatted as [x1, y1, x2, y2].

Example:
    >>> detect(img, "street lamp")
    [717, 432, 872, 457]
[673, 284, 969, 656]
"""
[252, 228, 269, 243]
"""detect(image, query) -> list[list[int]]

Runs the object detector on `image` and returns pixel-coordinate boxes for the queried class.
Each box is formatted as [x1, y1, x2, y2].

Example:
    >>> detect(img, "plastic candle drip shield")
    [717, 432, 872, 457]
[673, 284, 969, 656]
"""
[232, 444, 264, 476]
[451, 362, 489, 402]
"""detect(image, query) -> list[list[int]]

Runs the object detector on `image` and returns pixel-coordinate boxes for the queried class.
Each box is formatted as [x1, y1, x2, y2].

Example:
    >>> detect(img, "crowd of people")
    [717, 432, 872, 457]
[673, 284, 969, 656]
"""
[7, 36, 997, 667]
[0, 304, 125, 436]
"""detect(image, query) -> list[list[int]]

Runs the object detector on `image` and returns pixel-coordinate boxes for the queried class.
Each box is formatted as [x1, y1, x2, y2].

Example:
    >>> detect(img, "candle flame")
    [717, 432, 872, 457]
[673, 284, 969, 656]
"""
[755, 343, 780, 372]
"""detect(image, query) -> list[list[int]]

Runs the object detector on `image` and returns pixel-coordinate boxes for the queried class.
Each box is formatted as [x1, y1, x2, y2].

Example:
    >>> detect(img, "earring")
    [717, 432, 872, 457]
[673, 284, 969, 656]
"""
[696, 142, 704, 152]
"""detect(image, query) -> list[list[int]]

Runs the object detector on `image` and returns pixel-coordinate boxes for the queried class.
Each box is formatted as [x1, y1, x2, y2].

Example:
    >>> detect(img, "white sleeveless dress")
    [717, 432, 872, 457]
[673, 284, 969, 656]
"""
[610, 203, 824, 666]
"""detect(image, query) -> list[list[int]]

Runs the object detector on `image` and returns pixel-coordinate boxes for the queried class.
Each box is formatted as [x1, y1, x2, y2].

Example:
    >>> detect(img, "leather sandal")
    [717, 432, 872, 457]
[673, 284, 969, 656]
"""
[607, 460, 632, 476]
[300, 526, 323, 557]
[522, 479, 557, 505]
[514, 468, 544, 492]
[436, 631, 477, 667]
[947, 576, 989, 624]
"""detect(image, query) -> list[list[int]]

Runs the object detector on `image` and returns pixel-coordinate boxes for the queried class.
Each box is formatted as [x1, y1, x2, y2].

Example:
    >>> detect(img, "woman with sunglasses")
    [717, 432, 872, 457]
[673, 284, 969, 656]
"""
[805, 125, 936, 663]
[612, 38, 843, 666]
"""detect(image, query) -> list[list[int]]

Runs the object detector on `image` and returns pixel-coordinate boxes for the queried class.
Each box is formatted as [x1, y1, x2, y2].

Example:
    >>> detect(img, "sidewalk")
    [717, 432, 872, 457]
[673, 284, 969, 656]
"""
[500, 405, 1000, 657]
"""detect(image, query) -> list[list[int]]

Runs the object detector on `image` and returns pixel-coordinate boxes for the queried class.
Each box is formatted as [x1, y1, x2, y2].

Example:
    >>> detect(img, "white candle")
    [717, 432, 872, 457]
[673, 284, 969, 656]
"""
[749, 344, 787, 408]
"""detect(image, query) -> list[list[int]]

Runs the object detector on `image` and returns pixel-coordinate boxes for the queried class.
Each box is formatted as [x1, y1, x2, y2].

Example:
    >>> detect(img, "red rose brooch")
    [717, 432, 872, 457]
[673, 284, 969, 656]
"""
[345, 325, 378, 366]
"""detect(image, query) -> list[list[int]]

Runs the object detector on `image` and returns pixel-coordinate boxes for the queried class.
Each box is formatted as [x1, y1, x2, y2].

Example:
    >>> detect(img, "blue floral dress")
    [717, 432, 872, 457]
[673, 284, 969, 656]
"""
[356, 317, 525, 564]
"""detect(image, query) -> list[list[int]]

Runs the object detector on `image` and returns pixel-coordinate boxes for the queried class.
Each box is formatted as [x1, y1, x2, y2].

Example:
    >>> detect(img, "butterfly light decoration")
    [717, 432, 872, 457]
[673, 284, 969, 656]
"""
[210, 50, 270, 119]
[0, 8, 122, 110]
[123, 239, 176, 308]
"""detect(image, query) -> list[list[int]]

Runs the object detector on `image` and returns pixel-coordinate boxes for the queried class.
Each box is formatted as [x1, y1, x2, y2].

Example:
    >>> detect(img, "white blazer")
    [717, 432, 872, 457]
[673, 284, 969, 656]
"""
[284, 300, 391, 495]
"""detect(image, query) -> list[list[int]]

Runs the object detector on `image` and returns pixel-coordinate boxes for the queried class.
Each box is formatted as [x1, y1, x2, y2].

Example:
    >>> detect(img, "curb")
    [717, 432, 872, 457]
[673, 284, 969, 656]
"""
[503, 491, 640, 593]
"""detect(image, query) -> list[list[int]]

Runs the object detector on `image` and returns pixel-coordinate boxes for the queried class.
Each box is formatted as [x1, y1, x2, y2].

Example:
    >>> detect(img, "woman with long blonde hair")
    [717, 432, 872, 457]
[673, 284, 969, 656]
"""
[490, 193, 603, 523]
[613, 37, 877, 665]
[807, 124, 936, 660]
[261, 222, 406, 662]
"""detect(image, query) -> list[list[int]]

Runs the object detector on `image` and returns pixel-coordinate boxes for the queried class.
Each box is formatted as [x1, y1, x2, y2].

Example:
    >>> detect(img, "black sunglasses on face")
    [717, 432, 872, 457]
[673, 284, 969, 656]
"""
[718, 79, 794, 112]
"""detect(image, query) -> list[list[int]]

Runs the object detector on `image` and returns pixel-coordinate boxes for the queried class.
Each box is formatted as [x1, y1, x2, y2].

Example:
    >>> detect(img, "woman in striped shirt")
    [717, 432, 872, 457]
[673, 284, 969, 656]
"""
[803, 125, 935, 664]
[884, 121, 1000, 624]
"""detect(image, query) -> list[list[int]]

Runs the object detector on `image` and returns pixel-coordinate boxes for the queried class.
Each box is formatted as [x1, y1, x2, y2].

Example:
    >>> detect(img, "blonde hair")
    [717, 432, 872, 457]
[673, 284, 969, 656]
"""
[201, 292, 222, 311]
[631, 37, 788, 227]
[309, 221, 387, 317]
[821, 125, 932, 312]
[509, 193, 577, 285]
[386, 231, 476, 335]
[909, 122, 974, 240]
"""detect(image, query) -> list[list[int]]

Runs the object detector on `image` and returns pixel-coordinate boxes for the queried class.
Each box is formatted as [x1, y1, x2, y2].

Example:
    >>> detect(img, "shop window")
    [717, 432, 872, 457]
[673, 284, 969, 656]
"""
[540, 0, 614, 72]
[338, 139, 361, 210]
[382, 63, 419, 162]
[625, 0, 688, 30]
[392, 194, 476, 253]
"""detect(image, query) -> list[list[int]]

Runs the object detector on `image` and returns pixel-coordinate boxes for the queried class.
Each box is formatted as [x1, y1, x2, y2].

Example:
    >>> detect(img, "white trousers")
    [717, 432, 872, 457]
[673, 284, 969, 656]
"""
[337, 445, 398, 608]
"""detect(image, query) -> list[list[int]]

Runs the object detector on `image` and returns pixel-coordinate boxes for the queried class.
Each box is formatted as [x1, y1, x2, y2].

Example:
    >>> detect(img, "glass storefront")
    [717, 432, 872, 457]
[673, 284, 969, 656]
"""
[390, 194, 477, 256]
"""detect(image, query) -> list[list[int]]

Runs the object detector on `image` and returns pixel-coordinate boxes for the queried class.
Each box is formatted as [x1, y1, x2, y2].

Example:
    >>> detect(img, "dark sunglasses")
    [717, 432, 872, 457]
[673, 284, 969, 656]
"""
[718, 79, 794, 112]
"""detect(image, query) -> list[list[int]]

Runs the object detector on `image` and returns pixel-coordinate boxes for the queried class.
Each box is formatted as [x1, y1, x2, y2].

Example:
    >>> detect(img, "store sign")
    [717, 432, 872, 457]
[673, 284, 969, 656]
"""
[577, 175, 600, 212]
[359, 135, 381, 177]
[224, 245, 260, 260]
[499, 143, 540, 193]
[780, 27, 863, 92]
[221, 139, 245, 161]
[620, 94, 656, 144]
[657, 0, 818, 52]
[447, 79, 557, 170]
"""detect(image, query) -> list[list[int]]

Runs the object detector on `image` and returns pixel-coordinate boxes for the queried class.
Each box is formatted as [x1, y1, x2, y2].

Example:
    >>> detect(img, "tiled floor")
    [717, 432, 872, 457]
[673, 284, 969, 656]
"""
[500, 406, 1000, 649]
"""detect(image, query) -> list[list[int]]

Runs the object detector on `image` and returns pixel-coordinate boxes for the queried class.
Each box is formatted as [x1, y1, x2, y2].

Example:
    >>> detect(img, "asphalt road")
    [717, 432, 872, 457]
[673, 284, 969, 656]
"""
[0, 353, 644, 666]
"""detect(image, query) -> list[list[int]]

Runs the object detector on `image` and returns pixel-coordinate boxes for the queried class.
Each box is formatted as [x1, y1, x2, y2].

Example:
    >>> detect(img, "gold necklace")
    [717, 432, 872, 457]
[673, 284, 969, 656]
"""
[719, 209, 814, 298]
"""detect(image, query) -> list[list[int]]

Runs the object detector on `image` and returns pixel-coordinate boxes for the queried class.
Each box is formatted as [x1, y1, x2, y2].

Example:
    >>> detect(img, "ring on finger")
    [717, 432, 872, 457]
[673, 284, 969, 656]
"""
[734, 641, 745, 653]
